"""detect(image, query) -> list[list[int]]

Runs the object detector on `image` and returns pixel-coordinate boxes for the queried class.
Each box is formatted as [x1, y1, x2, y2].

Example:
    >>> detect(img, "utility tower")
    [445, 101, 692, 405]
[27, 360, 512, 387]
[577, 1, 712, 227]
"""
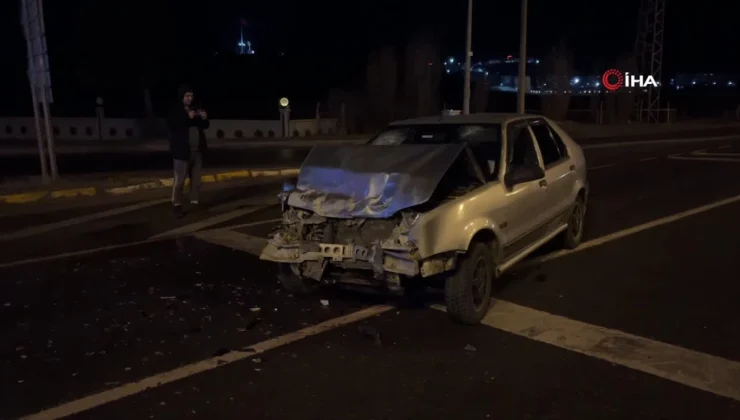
[634, 0, 665, 123]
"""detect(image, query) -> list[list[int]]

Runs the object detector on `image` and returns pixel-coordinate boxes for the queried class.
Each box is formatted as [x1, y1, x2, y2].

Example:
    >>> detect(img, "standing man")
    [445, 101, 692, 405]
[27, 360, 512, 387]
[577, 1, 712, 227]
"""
[167, 85, 209, 217]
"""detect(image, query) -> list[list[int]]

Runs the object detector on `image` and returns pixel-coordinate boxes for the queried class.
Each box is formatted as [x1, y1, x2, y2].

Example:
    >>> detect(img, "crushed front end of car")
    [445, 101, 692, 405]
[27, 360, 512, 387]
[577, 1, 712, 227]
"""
[259, 143, 464, 290]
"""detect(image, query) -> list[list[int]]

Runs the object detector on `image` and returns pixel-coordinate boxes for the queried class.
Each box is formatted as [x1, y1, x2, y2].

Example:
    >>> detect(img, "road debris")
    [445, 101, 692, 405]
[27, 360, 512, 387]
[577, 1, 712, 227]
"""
[358, 325, 382, 346]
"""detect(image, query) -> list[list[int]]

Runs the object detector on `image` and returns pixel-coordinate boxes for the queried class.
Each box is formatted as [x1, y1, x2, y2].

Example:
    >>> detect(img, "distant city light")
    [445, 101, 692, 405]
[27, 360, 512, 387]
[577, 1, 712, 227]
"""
[439, 55, 735, 94]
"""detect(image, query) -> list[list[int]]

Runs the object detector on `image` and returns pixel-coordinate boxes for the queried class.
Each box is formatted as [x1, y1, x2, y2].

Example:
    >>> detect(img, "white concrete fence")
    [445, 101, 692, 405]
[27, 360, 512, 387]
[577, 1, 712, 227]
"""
[0, 117, 340, 141]
[1, 116, 738, 143]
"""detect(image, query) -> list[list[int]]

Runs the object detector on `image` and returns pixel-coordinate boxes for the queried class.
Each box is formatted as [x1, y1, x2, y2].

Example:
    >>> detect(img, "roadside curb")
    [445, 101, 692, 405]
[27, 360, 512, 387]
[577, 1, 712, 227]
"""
[0, 168, 299, 205]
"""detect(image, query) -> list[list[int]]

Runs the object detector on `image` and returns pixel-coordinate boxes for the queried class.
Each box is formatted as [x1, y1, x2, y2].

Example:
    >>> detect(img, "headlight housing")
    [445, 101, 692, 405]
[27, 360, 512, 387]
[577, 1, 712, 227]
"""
[278, 179, 297, 210]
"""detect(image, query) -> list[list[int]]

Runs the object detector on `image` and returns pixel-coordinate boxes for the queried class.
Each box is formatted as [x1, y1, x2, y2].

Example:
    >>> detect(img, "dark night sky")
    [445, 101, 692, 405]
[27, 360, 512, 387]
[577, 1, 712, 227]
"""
[1, 0, 736, 113]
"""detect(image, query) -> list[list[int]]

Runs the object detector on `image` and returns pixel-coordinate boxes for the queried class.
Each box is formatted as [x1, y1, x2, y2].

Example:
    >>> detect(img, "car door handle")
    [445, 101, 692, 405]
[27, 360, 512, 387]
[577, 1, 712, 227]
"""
[569, 164, 576, 171]
[539, 180, 548, 187]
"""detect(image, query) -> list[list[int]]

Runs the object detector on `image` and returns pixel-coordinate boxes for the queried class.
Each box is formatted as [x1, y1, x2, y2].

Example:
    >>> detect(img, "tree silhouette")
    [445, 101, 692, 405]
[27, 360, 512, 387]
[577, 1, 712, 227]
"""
[471, 78, 489, 113]
[402, 33, 441, 118]
[364, 46, 398, 129]
[540, 41, 574, 121]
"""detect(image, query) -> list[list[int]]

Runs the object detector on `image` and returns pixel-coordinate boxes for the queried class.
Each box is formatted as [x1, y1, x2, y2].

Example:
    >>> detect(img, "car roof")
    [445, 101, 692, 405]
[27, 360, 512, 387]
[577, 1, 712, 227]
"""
[388, 113, 544, 126]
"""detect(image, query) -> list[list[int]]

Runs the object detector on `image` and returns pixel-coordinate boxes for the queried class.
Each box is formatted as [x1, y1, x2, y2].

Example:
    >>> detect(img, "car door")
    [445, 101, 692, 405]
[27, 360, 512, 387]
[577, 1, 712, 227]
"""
[527, 118, 575, 228]
[499, 121, 549, 259]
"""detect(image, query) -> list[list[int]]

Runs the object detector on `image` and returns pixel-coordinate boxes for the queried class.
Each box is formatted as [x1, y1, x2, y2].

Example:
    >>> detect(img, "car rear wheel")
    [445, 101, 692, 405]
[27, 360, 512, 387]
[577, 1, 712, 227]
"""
[444, 241, 494, 325]
[562, 195, 586, 249]
[277, 263, 319, 295]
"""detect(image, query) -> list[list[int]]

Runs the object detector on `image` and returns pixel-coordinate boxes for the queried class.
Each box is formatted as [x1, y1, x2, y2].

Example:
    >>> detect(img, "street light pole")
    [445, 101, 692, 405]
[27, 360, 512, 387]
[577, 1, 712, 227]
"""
[462, 0, 473, 114]
[517, 0, 528, 114]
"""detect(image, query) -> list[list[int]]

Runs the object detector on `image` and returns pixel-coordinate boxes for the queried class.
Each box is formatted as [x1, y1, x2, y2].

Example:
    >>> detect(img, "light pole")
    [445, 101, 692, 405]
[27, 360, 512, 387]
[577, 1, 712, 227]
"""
[462, 0, 473, 114]
[517, 0, 528, 114]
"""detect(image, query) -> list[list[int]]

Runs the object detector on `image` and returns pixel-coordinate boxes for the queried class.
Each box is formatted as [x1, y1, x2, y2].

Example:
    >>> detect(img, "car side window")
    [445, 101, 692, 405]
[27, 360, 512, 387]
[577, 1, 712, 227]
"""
[507, 124, 539, 170]
[545, 122, 569, 157]
[529, 121, 564, 166]
[462, 127, 501, 180]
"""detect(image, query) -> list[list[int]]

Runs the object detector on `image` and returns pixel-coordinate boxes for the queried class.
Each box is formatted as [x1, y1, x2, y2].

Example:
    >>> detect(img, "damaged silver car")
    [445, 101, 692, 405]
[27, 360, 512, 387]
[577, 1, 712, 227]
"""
[261, 113, 588, 324]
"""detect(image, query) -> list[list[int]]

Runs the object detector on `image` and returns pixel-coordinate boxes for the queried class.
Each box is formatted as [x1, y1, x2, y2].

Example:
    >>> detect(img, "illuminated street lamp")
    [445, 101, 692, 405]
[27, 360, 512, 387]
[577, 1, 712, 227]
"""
[279, 97, 290, 137]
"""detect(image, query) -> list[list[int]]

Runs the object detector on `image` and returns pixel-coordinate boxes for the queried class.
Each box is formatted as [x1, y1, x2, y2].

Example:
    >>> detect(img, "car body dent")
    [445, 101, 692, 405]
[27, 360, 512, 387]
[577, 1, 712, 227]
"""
[285, 143, 465, 219]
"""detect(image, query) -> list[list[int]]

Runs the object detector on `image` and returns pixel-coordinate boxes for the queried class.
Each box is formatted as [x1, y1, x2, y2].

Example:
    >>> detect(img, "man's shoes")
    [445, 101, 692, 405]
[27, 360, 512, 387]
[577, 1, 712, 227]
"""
[173, 205, 184, 218]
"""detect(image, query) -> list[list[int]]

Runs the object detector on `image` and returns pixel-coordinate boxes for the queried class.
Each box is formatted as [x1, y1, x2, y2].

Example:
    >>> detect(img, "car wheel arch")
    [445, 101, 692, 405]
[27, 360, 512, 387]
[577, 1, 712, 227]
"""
[465, 226, 503, 263]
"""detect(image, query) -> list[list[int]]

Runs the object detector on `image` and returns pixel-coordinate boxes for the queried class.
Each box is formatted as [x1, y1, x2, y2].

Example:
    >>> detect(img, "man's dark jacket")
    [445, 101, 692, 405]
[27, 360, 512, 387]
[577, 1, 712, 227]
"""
[166, 88, 210, 161]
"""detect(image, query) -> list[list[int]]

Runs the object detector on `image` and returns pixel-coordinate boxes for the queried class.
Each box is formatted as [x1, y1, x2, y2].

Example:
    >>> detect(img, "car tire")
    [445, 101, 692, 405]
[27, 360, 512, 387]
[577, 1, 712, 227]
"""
[444, 241, 495, 325]
[562, 195, 586, 249]
[277, 263, 319, 295]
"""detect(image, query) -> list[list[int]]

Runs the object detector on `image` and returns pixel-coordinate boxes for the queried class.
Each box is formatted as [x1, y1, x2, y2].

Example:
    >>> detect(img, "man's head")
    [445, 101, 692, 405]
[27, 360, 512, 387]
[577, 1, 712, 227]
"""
[178, 85, 194, 106]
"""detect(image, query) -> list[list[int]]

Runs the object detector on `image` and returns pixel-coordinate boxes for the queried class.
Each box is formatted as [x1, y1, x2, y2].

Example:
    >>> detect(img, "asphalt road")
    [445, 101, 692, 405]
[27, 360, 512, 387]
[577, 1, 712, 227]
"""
[1, 126, 740, 177]
[1, 135, 740, 419]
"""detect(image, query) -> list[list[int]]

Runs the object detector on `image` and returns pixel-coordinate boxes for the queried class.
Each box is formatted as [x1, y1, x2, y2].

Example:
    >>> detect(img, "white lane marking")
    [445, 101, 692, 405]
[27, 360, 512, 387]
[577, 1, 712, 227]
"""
[639, 157, 657, 162]
[668, 155, 740, 163]
[0, 218, 282, 269]
[588, 164, 617, 171]
[0, 239, 162, 269]
[432, 301, 740, 402]
[207, 197, 278, 213]
[222, 217, 282, 231]
[580, 134, 740, 150]
[517, 192, 740, 269]
[20, 305, 394, 420]
[693, 151, 740, 157]
[148, 206, 267, 240]
[0, 199, 170, 242]
[193, 230, 267, 256]
[718, 145, 732, 149]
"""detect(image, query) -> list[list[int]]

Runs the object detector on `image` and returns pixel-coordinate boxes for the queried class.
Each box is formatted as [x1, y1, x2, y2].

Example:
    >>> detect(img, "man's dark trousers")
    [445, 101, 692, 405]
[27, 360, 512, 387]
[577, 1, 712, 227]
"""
[172, 127, 203, 206]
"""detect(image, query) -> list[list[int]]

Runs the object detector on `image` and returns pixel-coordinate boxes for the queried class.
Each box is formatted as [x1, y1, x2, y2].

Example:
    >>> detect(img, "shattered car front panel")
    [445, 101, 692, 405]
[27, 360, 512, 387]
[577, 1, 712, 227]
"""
[286, 143, 466, 219]
[261, 141, 485, 286]
[260, 207, 428, 281]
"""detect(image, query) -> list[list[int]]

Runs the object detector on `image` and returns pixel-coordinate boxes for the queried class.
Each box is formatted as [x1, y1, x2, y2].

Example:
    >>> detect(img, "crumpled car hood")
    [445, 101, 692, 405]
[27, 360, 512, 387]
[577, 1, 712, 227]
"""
[286, 143, 465, 218]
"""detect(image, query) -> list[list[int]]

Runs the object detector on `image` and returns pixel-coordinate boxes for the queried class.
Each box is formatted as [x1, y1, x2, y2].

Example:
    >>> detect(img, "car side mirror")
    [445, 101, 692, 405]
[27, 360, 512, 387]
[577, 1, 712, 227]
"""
[504, 164, 545, 187]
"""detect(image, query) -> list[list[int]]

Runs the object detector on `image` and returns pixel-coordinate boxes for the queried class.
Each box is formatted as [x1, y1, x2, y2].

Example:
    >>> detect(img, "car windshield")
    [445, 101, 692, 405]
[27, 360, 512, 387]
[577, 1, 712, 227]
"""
[369, 123, 503, 181]
[368, 124, 502, 146]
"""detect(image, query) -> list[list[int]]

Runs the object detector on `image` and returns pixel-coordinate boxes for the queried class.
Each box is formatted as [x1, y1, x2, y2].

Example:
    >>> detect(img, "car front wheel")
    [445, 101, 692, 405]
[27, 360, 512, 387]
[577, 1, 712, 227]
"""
[444, 241, 495, 325]
[562, 195, 586, 249]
